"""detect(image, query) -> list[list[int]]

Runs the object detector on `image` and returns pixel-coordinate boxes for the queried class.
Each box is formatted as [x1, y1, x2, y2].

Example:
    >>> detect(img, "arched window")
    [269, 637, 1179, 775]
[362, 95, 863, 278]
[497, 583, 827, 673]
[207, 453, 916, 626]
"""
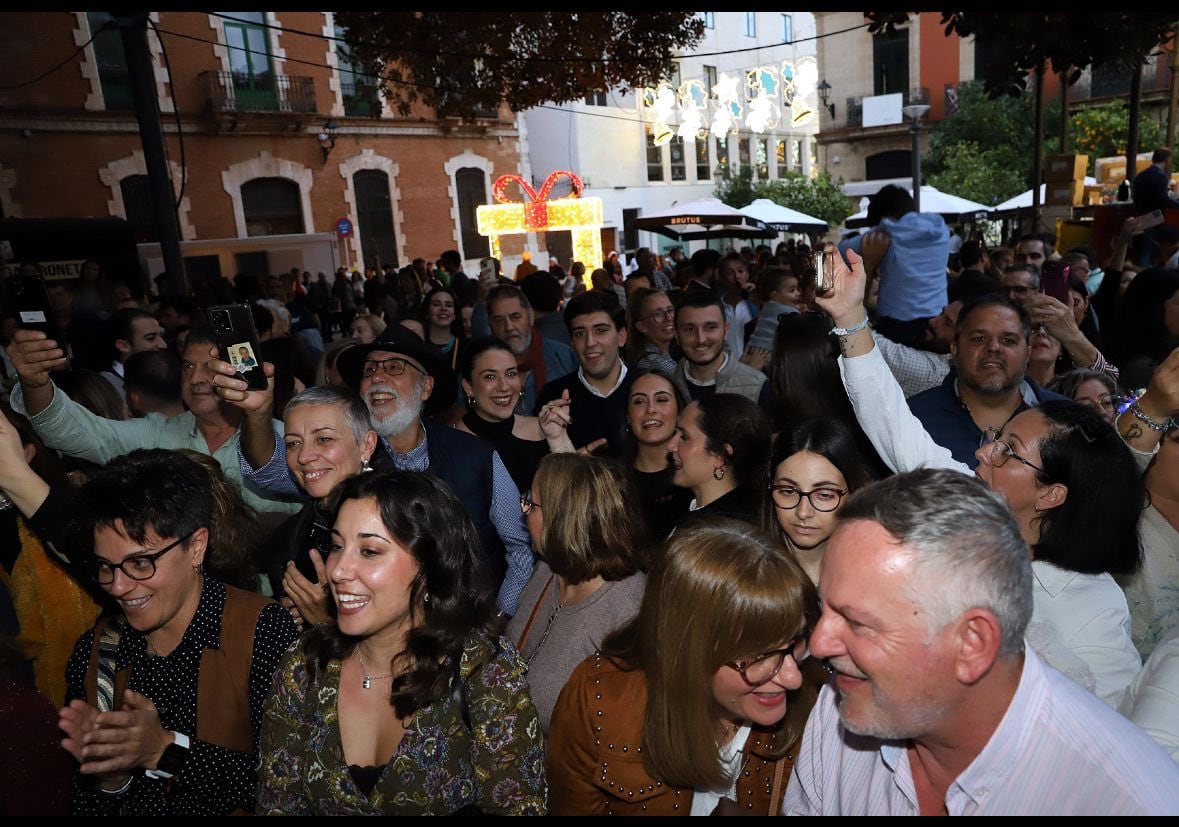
[241, 177, 303, 236]
[120, 175, 158, 243]
[354, 169, 397, 270]
[455, 167, 490, 260]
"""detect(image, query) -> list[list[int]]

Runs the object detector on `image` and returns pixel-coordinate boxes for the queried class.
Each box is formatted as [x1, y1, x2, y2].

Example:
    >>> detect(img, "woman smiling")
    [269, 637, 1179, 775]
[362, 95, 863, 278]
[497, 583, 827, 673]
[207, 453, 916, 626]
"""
[257, 471, 546, 814]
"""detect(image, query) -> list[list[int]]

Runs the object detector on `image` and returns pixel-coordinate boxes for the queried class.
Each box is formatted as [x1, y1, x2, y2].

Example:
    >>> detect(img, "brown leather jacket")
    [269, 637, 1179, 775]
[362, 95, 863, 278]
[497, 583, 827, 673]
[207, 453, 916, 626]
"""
[548, 653, 810, 816]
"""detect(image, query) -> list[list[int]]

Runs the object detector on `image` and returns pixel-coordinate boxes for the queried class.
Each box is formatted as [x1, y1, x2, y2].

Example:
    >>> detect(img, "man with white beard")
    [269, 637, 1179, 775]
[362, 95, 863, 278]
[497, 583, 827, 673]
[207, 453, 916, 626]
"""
[224, 325, 534, 616]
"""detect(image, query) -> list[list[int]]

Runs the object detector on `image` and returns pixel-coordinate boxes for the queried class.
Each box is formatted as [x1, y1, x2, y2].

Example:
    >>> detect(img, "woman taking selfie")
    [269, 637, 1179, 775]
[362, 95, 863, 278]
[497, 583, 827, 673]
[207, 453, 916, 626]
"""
[257, 471, 546, 815]
[763, 418, 873, 587]
[547, 519, 823, 815]
[507, 453, 647, 735]
[667, 393, 771, 529]
[620, 369, 692, 541]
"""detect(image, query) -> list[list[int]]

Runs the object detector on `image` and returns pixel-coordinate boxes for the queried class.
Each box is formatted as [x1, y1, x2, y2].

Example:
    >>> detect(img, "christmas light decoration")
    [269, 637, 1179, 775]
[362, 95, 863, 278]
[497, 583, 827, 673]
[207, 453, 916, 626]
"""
[745, 66, 781, 133]
[477, 171, 604, 279]
[643, 82, 677, 146]
[677, 80, 708, 140]
[710, 72, 741, 139]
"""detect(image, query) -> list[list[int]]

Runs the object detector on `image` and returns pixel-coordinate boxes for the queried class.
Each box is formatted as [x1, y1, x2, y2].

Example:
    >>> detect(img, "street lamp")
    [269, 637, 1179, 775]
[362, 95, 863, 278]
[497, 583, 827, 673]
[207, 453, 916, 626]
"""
[817, 79, 835, 120]
[318, 119, 339, 163]
[901, 103, 930, 211]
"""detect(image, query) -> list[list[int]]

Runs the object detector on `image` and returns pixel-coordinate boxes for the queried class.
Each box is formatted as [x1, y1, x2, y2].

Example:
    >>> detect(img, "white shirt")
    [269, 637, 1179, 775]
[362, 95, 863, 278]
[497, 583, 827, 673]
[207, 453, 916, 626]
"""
[1119, 625, 1179, 762]
[784, 648, 1179, 815]
[690, 725, 750, 816]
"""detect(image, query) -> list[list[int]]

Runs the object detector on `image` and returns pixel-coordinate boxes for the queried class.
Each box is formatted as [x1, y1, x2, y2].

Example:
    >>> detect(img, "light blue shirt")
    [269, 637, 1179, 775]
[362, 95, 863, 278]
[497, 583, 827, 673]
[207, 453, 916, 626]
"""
[839, 211, 950, 321]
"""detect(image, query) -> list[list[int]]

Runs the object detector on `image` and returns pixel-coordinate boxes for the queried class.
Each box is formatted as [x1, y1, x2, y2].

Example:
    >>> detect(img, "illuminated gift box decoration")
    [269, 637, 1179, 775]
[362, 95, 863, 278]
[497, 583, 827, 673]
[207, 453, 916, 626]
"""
[477, 170, 604, 280]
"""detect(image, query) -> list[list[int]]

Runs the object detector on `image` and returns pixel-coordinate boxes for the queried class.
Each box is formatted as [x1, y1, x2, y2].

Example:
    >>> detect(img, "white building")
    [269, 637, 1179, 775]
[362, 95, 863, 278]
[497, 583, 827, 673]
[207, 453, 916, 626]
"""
[521, 11, 819, 263]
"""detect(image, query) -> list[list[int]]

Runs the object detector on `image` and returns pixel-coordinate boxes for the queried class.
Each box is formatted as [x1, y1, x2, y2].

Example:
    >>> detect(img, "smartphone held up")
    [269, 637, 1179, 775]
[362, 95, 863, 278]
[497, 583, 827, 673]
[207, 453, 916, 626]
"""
[208, 303, 268, 391]
[1038, 260, 1072, 304]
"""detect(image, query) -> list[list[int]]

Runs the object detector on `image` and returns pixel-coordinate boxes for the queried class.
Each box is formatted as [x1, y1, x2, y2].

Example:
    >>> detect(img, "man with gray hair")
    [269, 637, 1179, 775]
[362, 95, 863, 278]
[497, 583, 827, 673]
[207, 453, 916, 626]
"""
[785, 468, 1179, 816]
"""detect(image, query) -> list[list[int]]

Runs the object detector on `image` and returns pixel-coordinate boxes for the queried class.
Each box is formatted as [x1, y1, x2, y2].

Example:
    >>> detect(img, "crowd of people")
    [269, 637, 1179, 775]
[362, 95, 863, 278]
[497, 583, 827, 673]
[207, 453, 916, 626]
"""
[2, 187, 1179, 815]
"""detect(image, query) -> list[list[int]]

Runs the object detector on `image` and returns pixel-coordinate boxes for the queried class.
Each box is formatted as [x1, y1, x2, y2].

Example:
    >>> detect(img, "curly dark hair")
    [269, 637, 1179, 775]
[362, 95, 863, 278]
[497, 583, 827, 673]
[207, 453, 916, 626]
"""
[300, 471, 498, 719]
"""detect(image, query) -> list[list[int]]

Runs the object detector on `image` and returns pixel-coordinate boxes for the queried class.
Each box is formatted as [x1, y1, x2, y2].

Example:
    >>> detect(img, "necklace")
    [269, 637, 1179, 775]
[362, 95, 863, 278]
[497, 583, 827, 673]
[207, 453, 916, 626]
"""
[355, 647, 394, 690]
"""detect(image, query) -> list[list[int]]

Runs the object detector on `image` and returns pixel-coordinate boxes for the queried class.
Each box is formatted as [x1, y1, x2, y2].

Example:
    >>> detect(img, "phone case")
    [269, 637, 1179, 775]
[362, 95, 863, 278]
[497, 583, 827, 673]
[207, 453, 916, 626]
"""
[7, 272, 66, 344]
[1039, 262, 1071, 303]
[208, 303, 268, 390]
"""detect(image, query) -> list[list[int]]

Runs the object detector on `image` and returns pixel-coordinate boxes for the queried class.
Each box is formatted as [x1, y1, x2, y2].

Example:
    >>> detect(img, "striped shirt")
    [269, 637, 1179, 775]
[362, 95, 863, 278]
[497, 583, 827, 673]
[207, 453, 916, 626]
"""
[784, 647, 1179, 815]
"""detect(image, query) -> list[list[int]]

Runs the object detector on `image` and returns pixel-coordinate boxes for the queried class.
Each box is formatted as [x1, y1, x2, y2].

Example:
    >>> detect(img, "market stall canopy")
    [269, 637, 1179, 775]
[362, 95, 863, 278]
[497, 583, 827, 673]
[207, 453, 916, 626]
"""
[739, 198, 828, 232]
[991, 179, 1098, 213]
[843, 185, 991, 229]
[634, 197, 777, 241]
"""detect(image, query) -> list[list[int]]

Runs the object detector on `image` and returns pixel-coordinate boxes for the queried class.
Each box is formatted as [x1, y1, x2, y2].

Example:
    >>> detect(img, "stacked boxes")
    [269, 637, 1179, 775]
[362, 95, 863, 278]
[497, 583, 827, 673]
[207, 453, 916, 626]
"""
[1043, 153, 1089, 207]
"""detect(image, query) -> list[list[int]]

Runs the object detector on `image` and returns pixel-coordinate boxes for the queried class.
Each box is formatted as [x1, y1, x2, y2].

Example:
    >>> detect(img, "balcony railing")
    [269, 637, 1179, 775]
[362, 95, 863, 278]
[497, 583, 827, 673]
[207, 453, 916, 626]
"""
[200, 71, 317, 114]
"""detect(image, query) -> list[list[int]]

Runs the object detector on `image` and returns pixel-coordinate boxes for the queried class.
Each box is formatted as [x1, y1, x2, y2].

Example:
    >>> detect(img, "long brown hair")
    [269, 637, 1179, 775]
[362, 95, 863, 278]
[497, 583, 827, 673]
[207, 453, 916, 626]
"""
[601, 519, 820, 790]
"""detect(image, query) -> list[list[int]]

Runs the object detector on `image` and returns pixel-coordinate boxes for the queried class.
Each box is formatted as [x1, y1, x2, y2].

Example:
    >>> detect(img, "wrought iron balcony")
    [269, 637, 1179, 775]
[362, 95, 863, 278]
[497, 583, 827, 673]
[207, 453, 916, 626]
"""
[200, 71, 317, 114]
[342, 77, 382, 118]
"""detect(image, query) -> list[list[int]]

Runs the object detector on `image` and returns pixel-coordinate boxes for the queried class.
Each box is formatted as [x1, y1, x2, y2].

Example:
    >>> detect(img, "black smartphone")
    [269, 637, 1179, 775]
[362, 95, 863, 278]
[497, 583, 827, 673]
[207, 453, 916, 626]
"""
[208, 303, 268, 391]
[6, 270, 66, 345]
[1039, 261, 1071, 304]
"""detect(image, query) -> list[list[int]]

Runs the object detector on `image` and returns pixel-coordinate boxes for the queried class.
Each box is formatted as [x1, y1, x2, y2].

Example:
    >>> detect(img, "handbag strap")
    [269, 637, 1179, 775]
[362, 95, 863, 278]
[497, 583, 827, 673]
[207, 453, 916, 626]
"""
[768, 754, 789, 816]
[513, 575, 555, 651]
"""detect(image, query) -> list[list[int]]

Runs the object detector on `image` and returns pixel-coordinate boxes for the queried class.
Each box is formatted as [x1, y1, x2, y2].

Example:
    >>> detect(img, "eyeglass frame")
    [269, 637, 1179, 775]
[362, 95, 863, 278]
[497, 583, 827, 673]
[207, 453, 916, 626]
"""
[361, 356, 423, 378]
[979, 433, 1049, 476]
[768, 483, 849, 513]
[519, 490, 542, 515]
[639, 306, 675, 324]
[726, 633, 809, 687]
[87, 531, 196, 584]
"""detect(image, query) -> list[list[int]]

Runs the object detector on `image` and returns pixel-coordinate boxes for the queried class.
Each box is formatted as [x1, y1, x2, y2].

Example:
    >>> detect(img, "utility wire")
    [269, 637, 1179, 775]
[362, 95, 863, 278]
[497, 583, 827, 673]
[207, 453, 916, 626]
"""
[0, 19, 109, 91]
[208, 12, 869, 64]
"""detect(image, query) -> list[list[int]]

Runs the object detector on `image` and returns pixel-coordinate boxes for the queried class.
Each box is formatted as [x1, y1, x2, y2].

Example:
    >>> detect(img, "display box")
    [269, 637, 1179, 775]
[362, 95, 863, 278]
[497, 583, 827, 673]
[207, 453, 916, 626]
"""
[1045, 180, 1084, 206]
[1043, 154, 1089, 182]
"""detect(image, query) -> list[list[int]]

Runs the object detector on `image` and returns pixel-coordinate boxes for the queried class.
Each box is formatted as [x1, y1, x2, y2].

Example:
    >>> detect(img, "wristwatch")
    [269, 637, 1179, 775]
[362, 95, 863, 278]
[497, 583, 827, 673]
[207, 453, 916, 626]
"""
[145, 731, 190, 780]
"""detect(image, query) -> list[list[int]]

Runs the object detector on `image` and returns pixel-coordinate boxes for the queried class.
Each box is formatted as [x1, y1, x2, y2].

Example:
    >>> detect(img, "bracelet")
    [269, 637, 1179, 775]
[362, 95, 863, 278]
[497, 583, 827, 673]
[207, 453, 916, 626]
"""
[1128, 401, 1170, 432]
[831, 317, 870, 337]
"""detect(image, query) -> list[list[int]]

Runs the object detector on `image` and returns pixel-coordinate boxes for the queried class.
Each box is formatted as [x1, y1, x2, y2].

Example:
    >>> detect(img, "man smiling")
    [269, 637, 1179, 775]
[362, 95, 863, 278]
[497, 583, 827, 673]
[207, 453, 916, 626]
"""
[784, 469, 1179, 815]
[670, 290, 766, 404]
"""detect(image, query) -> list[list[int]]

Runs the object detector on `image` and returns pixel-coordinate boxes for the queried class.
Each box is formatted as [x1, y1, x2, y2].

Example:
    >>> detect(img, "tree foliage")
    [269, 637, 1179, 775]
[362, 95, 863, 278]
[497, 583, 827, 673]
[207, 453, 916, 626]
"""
[334, 12, 705, 117]
[715, 167, 855, 231]
[1071, 101, 1166, 174]
[867, 12, 1176, 98]
[924, 81, 1061, 204]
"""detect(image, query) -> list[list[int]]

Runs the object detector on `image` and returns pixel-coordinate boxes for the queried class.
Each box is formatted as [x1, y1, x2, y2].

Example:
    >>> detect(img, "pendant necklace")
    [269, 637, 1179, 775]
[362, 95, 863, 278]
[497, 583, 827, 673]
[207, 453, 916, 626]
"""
[356, 647, 394, 690]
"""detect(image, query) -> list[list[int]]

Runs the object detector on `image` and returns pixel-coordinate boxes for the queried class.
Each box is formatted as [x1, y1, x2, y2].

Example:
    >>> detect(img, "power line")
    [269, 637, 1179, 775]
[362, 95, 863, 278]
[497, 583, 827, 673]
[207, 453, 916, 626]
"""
[209, 12, 868, 64]
[0, 19, 109, 91]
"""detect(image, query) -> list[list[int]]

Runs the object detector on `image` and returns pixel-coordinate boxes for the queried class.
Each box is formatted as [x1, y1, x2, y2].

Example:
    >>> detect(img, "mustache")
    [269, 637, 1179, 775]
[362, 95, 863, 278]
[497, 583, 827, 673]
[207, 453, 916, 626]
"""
[826, 657, 868, 680]
[365, 383, 400, 401]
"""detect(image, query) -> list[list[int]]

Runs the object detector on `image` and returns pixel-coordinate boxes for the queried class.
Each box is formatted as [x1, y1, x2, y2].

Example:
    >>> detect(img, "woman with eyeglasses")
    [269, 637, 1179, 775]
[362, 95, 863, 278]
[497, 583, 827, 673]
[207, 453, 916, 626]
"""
[507, 453, 647, 736]
[61, 449, 297, 815]
[626, 288, 678, 374]
[667, 393, 771, 529]
[763, 419, 873, 587]
[1048, 368, 1120, 425]
[815, 246, 1145, 708]
[547, 519, 825, 815]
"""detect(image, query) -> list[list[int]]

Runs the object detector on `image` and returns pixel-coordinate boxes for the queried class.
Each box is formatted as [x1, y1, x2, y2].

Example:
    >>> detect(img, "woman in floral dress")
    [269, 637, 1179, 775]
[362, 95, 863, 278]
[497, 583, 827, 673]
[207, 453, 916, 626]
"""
[256, 471, 547, 815]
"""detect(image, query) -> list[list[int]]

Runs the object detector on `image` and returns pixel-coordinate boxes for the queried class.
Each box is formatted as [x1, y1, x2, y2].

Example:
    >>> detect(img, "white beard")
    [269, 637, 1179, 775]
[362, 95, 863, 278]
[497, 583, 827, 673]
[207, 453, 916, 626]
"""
[366, 381, 426, 440]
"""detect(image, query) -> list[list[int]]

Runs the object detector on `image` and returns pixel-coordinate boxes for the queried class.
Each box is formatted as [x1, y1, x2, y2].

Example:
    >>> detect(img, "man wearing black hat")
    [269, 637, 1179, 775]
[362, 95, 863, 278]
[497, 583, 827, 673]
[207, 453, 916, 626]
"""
[211, 325, 535, 616]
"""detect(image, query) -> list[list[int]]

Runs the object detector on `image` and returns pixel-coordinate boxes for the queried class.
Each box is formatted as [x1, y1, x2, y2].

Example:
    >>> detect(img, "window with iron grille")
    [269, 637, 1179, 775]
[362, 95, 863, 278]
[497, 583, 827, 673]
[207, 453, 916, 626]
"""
[354, 170, 397, 270]
[241, 177, 303, 237]
[120, 175, 158, 243]
[455, 168, 490, 260]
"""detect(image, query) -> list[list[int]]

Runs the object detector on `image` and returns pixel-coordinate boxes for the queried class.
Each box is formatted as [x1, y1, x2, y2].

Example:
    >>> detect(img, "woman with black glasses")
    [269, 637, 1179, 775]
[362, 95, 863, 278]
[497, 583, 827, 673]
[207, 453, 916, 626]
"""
[763, 419, 873, 587]
[548, 520, 826, 815]
[626, 288, 678, 374]
[816, 246, 1145, 709]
